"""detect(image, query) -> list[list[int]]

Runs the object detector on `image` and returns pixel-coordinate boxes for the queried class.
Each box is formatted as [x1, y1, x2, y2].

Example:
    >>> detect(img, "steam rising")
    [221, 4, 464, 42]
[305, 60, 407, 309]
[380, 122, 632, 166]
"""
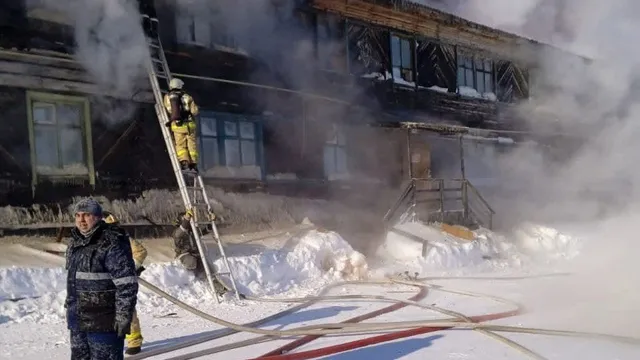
[418, 0, 640, 336]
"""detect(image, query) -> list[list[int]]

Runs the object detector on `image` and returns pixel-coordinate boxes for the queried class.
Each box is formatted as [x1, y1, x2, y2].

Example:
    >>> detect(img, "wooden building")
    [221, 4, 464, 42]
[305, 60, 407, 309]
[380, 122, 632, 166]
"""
[0, 0, 578, 208]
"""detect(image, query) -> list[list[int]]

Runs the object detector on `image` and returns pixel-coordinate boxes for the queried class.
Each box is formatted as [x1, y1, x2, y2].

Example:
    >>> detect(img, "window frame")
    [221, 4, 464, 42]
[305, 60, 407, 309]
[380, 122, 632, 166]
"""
[197, 111, 264, 177]
[457, 52, 495, 95]
[390, 34, 415, 84]
[176, 11, 241, 50]
[323, 126, 348, 178]
[26, 91, 94, 187]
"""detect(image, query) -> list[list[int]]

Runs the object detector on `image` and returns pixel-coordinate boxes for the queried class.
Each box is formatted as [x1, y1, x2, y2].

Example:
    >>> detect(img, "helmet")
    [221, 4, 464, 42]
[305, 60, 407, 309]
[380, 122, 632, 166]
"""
[169, 78, 184, 90]
[103, 210, 119, 225]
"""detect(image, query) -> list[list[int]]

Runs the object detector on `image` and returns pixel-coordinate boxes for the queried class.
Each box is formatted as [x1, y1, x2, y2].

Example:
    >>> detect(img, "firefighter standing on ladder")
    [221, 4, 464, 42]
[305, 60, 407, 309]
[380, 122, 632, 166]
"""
[164, 78, 200, 172]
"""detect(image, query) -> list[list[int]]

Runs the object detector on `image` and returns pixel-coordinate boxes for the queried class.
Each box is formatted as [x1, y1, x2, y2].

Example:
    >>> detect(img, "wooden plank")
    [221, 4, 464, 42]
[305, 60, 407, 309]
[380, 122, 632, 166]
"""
[0, 59, 88, 82]
[440, 223, 475, 241]
[313, 0, 538, 65]
[0, 72, 154, 102]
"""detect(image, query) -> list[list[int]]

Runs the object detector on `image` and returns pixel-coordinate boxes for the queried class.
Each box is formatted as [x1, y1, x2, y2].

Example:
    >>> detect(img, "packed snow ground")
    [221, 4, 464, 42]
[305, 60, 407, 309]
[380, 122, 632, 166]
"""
[1, 218, 640, 359]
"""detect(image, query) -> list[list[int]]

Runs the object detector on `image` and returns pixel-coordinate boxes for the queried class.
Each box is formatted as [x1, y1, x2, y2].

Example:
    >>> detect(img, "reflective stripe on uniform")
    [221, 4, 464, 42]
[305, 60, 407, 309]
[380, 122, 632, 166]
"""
[76, 272, 112, 280]
[179, 224, 189, 232]
[76, 272, 138, 286]
[112, 276, 138, 286]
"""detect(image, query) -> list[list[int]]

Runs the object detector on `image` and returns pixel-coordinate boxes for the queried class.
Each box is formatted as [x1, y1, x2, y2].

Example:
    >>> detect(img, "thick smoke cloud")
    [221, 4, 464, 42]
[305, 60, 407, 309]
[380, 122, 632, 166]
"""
[26, 0, 149, 127]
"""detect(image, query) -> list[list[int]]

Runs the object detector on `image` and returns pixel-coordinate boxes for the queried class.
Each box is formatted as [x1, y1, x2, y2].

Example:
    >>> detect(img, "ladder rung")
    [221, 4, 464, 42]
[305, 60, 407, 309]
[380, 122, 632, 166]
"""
[151, 58, 163, 63]
[190, 203, 209, 207]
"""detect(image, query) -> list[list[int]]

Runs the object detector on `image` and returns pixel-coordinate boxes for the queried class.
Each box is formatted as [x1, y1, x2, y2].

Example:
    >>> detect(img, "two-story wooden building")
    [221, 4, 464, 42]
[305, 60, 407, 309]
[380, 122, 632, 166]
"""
[0, 0, 578, 208]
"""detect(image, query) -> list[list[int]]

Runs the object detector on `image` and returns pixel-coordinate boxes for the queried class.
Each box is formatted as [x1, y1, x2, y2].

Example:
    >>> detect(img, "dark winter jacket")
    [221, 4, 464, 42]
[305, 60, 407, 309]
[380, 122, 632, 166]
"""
[65, 221, 139, 333]
[172, 217, 195, 257]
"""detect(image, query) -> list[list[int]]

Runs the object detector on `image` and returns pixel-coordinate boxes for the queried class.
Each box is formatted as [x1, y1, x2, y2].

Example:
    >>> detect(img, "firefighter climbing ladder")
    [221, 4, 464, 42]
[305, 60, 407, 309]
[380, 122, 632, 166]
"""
[142, 19, 241, 302]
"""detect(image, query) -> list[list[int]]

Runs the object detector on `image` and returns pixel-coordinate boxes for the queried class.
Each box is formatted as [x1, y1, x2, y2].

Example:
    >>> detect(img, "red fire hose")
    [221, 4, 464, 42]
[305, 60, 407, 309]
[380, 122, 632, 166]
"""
[254, 307, 520, 360]
[257, 285, 430, 357]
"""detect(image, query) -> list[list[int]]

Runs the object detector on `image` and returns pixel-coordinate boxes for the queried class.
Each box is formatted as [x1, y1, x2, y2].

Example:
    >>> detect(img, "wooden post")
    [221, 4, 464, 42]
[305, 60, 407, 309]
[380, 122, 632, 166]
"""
[458, 134, 466, 179]
[459, 135, 469, 222]
[406, 128, 412, 179]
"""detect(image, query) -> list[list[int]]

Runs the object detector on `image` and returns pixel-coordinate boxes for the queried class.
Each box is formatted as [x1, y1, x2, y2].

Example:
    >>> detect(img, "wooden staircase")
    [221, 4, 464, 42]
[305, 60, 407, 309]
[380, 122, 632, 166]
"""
[384, 178, 495, 230]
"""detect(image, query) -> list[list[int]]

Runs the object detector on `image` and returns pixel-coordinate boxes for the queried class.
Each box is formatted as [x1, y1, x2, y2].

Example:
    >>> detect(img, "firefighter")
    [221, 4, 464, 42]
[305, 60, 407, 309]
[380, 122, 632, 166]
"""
[172, 210, 203, 276]
[65, 198, 138, 360]
[102, 211, 148, 356]
[163, 78, 200, 172]
[172, 210, 227, 295]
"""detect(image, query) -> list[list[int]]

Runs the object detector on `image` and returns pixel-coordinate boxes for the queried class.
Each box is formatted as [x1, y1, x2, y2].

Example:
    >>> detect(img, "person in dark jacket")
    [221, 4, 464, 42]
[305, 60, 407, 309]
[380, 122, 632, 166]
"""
[172, 210, 204, 276]
[65, 198, 139, 360]
[172, 210, 226, 295]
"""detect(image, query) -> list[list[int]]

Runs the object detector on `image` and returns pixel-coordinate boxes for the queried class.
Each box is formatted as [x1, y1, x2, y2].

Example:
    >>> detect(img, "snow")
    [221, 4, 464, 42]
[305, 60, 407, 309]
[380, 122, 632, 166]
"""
[0, 229, 368, 325]
[2, 219, 640, 359]
[376, 220, 581, 275]
[458, 85, 498, 101]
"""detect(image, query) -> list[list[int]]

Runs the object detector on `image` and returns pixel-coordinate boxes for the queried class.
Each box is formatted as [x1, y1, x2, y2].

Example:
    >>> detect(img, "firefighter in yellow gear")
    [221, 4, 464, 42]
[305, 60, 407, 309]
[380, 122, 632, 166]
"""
[163, 77, 200, 172]
[103, 211, 148, 356]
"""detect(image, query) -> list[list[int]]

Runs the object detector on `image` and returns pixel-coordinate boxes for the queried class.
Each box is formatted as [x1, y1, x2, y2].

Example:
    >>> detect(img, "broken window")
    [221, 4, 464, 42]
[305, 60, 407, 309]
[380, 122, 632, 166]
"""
[391, 34, 414, 84]
[30, 98, 88, 176]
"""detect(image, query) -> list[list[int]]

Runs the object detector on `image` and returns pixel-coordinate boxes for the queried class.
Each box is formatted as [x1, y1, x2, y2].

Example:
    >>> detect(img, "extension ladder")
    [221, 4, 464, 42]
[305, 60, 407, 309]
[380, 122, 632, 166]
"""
[142, 18, 241, 302]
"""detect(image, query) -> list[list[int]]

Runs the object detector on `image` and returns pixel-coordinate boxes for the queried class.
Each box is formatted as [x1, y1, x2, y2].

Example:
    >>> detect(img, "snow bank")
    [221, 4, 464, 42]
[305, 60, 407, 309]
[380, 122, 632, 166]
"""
[376, 221, 581, 274]
[0, 230, 367, 324]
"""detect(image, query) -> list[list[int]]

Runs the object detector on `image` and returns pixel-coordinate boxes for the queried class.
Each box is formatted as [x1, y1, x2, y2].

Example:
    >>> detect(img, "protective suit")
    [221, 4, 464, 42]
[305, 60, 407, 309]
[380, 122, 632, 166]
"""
[103, 211, 147, 356]
[163, 78, 199, 172]
[172, 211, 227, 295]
[172, 211, 202, 274]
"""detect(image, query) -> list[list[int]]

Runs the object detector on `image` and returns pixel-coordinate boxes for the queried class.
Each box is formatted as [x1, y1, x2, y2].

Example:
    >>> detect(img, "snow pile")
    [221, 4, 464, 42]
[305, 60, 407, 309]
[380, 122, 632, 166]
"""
[0, 229, 367, 324]
[218, 229, 368, 297]
[377, 221, 581, 274]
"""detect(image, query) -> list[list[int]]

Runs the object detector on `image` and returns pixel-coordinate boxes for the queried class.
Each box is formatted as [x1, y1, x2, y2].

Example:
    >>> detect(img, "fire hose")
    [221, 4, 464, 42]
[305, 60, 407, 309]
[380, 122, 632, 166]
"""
[32, 247, 640, 360]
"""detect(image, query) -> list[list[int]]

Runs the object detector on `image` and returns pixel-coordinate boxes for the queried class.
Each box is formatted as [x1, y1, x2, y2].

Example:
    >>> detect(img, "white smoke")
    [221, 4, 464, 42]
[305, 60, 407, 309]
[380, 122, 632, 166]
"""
[415, 0, 640, 336]
[27, 0, 149, 96]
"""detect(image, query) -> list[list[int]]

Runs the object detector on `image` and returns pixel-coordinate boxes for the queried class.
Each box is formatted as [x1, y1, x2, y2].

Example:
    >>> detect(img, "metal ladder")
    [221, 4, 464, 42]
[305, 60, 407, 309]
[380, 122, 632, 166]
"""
[142, 18, 241, 302]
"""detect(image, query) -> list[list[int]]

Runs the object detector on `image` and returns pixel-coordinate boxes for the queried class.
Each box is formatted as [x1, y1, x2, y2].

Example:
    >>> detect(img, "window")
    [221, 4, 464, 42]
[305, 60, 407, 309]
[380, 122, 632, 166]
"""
[391, 35, 414, 84]
[224, 120, 257, 167]
[323, 126, 347, 178]
[199, 115, 220, 170]
[457, 53, 494, 95]
[176, 11, 240, 49]
[197, 112, 261, 173]
[176, 13, 211, 46]
[27, 92, 93, 183]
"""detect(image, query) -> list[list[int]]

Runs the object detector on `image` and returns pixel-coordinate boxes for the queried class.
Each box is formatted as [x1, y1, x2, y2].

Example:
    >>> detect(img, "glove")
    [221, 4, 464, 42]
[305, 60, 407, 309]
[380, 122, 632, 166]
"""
[164, 120, 172, 127]
[136, 266, 145, 276]
[114, 318, 131, 338]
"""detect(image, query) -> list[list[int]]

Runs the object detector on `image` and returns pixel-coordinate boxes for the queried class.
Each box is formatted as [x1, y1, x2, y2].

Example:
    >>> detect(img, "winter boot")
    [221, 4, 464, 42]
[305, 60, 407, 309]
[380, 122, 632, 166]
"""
[125, 346, 141, 355]
[188, 162, 198, 173]
[180, 160, 190, 171]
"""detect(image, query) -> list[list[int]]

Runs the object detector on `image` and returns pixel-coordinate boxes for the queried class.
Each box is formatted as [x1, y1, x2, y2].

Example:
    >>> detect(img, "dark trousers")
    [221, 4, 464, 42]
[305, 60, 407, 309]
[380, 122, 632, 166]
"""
[70, 330, 124, 360]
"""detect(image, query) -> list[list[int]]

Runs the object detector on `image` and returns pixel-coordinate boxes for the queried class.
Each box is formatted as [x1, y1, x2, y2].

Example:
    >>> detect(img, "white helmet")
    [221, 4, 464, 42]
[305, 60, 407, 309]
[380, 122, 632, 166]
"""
[169, 78, 184, 90]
